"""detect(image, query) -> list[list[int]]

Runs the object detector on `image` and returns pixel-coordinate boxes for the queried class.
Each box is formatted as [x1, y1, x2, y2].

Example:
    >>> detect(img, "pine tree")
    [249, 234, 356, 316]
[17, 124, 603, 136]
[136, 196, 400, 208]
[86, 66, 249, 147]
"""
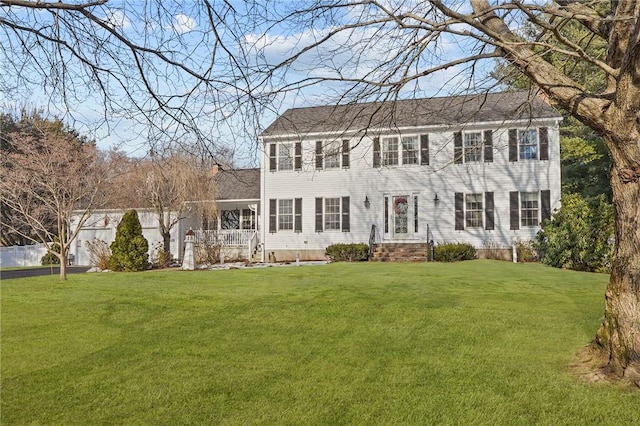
[109, 210, 149, 272]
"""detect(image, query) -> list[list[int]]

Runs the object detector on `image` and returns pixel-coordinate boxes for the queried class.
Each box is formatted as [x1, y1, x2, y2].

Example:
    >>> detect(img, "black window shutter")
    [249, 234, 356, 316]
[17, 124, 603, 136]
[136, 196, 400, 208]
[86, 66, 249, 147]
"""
[294, 142, 302, 170]
[294, 198, 302, 232]
[454, 131, 463, 164]
[269, 199, 277, 233]
[539, 127, 549, 160]
[541, 190, 551, 223]
[315, 198, 323, 232]
[510, 191, 520, 230]
[269, 144, 277, 171]
[384, 196, 389, 233]
[342, 140, 350, 168]
[341, 196, 350, 232]
[315, 141, 323, 170]
[485, 192, 494, 230]
[420, 134, 429, 165]
[455, 192, 464, 230]
[484, 130, 493, 163]
[509, 129, 518, 162]
[373, 137, 381, 167]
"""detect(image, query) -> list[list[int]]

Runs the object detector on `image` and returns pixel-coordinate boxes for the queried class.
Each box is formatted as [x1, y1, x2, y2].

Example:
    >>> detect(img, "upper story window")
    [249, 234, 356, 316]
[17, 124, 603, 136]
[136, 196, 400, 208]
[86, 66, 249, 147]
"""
[269, 142, 302, 171]
[316, 139, 350, 170]
[454, 130, 493, 164]
[402, 136, 419, 165]
[278, 143, 293, 171]
[382, 137, 399, 166]
[509, 127, 549, 162]
[374, 134, 429, 167]
[464, 132, 482, 162]
[519, 129, 538, 160]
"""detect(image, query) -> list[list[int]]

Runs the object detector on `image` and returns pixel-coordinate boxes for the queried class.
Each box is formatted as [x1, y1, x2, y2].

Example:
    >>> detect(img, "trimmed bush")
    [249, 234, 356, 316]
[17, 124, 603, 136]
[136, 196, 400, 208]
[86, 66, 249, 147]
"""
[434, 243, 476, 262]
[326, 243, 369, 262]
[109, 209, 149, 272]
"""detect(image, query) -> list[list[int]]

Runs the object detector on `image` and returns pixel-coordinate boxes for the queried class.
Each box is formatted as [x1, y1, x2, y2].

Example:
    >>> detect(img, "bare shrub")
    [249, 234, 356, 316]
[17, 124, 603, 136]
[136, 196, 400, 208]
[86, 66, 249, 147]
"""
[85, 238, 111, 270]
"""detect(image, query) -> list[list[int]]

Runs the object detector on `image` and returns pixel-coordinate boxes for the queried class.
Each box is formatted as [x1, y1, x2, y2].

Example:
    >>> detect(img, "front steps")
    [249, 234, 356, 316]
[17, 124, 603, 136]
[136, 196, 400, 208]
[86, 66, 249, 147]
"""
[370, 243, 432, 262]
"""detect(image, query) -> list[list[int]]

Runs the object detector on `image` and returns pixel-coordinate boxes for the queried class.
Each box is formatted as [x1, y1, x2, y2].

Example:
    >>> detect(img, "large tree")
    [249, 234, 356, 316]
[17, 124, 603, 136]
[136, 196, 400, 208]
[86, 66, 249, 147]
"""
[2, 0, 638, 383]
[0, 116, 114, 280]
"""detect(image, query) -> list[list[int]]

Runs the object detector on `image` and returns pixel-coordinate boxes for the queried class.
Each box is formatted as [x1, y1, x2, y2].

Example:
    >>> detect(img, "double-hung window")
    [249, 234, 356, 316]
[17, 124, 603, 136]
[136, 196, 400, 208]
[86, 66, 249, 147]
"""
[465, 194, 483, 228]
[509, 190, 551, 230]
[509, 127, 549, 161]
[519, 129, 538, 160]
[324, 141, 341, 169]
[269, 198, 302, 233]
[374, 134, 429, 167]
[315, 197, 350, 232]
[455, 192, 494, 231]
[520, 192, 539, 227]
[324, 198, 341, 230]
[402, 136, 419, 165]
[278, 199, 293, 230]
[278, 143, 294, 170]
[464, 132, 483, 162]
[382, 137, 399, 166]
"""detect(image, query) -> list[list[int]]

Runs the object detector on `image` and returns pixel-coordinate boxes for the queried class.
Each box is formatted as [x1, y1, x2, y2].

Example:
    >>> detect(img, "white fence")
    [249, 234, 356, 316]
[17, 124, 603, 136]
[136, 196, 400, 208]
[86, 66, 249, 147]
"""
[0, 244, 49, 268]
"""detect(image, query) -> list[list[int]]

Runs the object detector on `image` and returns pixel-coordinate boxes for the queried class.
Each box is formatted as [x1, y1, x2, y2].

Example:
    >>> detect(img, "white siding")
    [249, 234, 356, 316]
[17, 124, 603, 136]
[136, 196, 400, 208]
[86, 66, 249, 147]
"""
[69, 209, 186, 266]
[261, 119, 561, 259]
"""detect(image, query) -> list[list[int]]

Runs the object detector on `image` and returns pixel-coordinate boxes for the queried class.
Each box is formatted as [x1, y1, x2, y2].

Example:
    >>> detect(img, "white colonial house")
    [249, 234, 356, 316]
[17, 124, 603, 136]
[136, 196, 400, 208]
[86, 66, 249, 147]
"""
[70, 91, 562, 266]
[258, 91, 562, 261]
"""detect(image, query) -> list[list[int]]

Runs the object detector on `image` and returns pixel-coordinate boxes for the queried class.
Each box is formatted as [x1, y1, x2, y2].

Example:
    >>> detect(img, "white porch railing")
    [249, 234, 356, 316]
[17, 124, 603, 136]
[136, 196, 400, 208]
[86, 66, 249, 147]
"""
[195, 230, 256, 248]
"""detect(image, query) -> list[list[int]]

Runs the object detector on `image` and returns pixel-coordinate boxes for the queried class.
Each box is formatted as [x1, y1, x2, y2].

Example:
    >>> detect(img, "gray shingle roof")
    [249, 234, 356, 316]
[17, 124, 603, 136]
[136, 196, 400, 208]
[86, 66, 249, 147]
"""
[214, 168, 260, 200]
[261, 91, 561, 137]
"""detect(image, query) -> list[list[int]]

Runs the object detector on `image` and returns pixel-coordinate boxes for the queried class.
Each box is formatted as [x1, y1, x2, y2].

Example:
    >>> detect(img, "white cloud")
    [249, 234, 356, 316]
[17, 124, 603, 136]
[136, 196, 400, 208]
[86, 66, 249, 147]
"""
[104, 10, 131, 29]
[173, 14, 196, 34]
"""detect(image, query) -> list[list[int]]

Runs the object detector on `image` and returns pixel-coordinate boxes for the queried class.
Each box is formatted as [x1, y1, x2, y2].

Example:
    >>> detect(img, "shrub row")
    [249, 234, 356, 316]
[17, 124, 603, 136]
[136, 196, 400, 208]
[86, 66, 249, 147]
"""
[326, 243, 369, 262]
[434, 243, 476, 262]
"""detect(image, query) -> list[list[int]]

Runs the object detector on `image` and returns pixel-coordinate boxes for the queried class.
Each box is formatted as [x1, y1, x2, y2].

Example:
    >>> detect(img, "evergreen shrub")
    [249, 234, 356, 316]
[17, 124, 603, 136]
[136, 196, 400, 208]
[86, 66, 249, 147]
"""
[434, 243, 476, 262]
[534, 194, 613, 272]
[325, 243, 369, 262]
[109, 209, 149, 271]
[41, 242, 61, 265]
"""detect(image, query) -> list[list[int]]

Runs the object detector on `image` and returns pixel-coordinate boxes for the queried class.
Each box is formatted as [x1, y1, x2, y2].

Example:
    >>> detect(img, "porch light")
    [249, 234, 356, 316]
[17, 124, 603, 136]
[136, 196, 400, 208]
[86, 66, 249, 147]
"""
[364, 196, 370, 209]
[433, 193, 440, 206]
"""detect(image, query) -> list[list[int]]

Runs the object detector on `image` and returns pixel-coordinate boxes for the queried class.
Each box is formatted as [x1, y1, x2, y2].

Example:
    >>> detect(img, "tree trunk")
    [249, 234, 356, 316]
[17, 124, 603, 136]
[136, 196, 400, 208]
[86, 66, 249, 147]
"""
[594, 152, 640, 382]
[162, 231, 171, 265]
[58, 248, 68, 281]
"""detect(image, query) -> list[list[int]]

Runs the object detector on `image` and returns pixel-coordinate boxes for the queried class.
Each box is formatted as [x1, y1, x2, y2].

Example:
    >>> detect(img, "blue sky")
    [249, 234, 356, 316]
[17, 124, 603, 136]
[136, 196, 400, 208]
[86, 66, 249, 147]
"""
[1, 1, 503, 165]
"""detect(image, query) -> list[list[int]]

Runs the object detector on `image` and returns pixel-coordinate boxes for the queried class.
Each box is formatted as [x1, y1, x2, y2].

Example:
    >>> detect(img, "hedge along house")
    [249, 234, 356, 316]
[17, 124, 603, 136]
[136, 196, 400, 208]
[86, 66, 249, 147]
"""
[259, 91, 562, 261]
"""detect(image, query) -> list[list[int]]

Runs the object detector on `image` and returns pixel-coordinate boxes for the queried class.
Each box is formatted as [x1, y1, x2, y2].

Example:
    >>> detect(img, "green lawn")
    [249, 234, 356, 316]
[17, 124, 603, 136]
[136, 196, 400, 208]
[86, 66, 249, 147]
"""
[1, 261, 638, 425]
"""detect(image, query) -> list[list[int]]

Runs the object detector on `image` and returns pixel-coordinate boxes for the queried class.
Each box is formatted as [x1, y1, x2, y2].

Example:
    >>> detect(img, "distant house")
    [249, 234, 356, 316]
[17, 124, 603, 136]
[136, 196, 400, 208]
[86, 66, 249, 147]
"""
[72, 91, 562, 265]
[258, 91, 562, 261]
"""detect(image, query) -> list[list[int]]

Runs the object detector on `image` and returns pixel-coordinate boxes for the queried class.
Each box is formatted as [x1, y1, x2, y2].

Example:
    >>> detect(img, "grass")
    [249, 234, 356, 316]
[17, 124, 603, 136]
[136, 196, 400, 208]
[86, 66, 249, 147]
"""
[1, 261, 638, 425]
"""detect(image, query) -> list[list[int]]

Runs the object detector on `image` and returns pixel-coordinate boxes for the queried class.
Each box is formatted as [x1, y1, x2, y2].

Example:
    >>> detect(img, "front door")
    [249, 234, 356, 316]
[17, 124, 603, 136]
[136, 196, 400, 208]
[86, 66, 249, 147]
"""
[384, 194, 413, 239]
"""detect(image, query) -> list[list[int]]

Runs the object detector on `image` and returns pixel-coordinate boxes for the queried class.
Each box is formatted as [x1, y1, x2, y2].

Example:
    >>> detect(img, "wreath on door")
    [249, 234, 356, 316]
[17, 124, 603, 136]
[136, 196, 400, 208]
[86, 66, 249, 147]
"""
[393, 196, 408, 214]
